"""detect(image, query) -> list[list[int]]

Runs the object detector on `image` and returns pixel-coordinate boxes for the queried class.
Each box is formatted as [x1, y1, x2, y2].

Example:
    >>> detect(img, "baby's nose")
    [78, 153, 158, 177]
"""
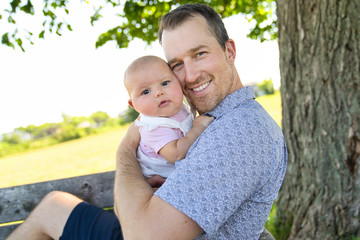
[155, 89, 164, 97]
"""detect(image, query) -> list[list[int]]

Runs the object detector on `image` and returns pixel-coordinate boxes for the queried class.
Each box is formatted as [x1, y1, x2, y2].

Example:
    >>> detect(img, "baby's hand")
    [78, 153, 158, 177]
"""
[193, 115, 214, 128]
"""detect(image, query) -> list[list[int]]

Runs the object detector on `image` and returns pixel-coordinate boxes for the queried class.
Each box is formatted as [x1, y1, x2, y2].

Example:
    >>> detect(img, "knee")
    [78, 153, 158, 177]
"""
[22, 192, 69, 228]
[43, 191, 67, 203]
[40, 191, 75, 209]
[28, 191, 80, 221]
[22, 191, 79, 239]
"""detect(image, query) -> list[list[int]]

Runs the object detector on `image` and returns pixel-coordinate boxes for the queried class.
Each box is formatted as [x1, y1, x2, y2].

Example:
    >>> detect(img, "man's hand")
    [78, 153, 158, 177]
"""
[119, 122, 140, 149]
[192, 115, 214, 129]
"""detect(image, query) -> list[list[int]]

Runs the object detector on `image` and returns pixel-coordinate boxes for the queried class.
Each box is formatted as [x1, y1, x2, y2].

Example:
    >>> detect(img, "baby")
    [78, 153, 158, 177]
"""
[124, 55, 213, 178]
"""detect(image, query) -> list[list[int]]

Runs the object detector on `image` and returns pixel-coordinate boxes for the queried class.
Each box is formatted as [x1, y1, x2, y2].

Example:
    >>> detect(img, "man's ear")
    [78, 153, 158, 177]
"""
[128, 99, 135, 109]
[225, 39, 236, 64]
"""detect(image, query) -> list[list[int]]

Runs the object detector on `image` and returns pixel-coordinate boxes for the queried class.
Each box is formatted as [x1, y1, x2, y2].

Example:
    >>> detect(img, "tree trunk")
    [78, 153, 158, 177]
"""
[276, 0, 360, 239]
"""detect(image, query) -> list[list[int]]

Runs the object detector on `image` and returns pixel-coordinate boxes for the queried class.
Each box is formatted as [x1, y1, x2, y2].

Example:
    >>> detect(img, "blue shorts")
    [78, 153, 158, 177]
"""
[60, 202, 123, 240]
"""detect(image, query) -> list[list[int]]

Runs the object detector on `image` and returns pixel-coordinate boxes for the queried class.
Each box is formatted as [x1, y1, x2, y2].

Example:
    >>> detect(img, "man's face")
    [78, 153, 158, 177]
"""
[161, 15, 238, 114]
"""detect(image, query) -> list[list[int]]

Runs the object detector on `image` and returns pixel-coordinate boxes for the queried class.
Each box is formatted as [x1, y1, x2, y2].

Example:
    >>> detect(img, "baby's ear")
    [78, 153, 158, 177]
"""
[128, 99, 134, 109]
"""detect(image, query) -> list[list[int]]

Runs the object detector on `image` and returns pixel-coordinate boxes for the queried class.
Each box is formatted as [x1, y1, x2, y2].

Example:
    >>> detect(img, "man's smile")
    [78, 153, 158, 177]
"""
[191, 81, 211, 93]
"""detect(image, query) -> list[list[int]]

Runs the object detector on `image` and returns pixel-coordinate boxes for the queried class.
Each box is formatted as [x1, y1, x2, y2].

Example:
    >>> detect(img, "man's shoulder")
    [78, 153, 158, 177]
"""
[211, 99, 266, 130]
[198, 100, 282, 155]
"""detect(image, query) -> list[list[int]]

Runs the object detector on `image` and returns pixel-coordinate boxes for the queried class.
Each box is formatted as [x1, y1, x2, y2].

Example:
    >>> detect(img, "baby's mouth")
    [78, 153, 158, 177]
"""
[159, 100, 169, 107]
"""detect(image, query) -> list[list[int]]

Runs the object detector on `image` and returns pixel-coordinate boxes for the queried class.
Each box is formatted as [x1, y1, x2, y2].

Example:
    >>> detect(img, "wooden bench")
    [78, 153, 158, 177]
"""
[0, 171, 275, 239]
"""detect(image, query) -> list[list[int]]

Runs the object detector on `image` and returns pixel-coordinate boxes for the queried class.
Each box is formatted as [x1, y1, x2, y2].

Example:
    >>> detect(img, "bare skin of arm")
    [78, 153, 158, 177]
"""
[114, 123, 204, 239]
[159, 115, 214, 163]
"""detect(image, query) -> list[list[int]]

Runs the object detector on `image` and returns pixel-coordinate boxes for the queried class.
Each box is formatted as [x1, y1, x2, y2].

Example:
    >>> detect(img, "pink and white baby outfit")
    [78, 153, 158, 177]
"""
[135, 104, 194, 178]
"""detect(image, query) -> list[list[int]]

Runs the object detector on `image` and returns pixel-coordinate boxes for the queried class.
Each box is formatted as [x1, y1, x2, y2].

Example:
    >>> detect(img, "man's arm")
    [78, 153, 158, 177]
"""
[159, 115, 213, 163]
[114, 123, 204, 239]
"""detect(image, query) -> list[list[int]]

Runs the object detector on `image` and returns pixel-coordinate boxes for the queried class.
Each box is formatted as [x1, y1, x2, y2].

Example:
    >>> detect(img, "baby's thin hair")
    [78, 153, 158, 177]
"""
[124, 55, 167, 88]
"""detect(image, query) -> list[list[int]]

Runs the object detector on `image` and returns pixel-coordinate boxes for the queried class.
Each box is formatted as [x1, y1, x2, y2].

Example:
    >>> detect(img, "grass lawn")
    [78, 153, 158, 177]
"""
[256, 90, 282, 128]
[0, 92, 281, 188]
[0, 127, 128, 188]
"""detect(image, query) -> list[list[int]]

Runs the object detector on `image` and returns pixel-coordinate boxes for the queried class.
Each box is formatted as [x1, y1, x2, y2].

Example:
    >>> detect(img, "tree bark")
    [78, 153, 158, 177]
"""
[276, 0, 360, 239]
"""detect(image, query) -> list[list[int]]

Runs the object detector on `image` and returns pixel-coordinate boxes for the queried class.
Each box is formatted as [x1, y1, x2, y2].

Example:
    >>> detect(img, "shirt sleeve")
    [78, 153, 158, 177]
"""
[140, 126, 183, 154]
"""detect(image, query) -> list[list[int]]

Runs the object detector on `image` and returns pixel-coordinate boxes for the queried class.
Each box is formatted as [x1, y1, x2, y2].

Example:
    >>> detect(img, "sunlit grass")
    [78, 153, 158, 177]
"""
[0, 127, 129, 188]
[256, 90, 282, 128]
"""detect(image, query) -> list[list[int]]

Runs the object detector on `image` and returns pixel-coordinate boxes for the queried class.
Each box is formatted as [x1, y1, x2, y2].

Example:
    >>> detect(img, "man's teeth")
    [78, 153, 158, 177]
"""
[193, 82, 210, 92]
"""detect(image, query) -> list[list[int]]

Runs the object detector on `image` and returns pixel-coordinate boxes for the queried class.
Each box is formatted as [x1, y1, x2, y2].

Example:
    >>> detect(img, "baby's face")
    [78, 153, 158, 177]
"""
[127, 62, 184, 117]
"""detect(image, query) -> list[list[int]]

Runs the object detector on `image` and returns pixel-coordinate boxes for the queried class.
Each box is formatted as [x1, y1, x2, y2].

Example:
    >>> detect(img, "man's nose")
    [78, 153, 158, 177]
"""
[184, 61, 201, 83]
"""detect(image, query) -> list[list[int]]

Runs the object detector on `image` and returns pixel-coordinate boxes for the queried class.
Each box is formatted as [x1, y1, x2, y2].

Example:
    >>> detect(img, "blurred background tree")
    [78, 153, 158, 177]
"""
[0, 0, 276, 51]
[120, 106, 139, 124]
[90, 111, 111, 127]
[256, 78, 275, 96]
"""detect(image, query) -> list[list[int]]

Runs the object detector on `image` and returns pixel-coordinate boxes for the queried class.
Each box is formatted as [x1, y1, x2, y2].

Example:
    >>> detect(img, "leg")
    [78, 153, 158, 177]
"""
[7, 191, 83, 240]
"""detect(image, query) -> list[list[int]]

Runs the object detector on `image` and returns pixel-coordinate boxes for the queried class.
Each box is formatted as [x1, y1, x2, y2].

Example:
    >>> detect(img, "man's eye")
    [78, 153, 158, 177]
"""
[171, 62, 182, 71]
[162, 81, 170, 86]
[197, 51, 206, 57]
[142, 89, 150, 95]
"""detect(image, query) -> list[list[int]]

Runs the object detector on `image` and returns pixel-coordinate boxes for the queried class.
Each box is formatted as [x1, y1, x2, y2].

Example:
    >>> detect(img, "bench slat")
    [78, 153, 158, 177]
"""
[0, 171, 115, 224]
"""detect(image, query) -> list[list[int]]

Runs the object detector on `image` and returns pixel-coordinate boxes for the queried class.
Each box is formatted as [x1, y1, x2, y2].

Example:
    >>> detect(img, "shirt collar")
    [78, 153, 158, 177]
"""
[204, 86, 256, 118]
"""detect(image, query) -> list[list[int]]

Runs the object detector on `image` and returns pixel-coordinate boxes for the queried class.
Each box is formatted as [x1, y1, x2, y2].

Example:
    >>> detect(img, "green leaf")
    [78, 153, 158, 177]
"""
[39, 30, 45, 39]
[10, 0, 21, 13]
[20, 0, 35, 15]
[90, 6, 103, 26]
[56, 22, 63, 36]
[8, 15, 16, 24]
[15, 38, 25, 52]
[1, 33, 15, 49]
[43, 9, 56, 20]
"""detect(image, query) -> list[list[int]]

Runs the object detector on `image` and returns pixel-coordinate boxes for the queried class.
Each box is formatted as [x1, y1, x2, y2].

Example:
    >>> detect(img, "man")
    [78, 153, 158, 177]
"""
[7, 4, 287, 240]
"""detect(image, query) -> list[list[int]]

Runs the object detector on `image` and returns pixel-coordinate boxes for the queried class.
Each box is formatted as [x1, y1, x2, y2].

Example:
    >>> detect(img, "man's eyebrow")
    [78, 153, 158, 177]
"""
[190, 45, 207, 53]
[167, 58, 179, 67]
[167, 45, 208, 66]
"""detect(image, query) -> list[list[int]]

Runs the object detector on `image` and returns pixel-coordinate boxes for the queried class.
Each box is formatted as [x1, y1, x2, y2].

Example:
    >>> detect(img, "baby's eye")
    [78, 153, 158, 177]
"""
[162, 81, 170, 86]
[142, 89, 150, 95]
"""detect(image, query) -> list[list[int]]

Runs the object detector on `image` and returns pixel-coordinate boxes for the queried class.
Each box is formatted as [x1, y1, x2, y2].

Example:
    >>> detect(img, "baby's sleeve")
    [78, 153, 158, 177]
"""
[140, 127, 183, 154]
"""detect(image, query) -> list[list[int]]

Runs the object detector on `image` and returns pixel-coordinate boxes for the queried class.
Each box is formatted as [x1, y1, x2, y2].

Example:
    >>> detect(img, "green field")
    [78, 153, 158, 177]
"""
[0, 127, 129, 188]
[0, 92, 281, 188]
[256, 90, 282, 128]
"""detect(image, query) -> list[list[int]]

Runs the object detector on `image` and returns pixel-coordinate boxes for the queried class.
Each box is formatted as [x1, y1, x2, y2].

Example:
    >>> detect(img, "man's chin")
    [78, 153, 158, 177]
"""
[193, 103, 213, 115]
[195, 97, 223, 114]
